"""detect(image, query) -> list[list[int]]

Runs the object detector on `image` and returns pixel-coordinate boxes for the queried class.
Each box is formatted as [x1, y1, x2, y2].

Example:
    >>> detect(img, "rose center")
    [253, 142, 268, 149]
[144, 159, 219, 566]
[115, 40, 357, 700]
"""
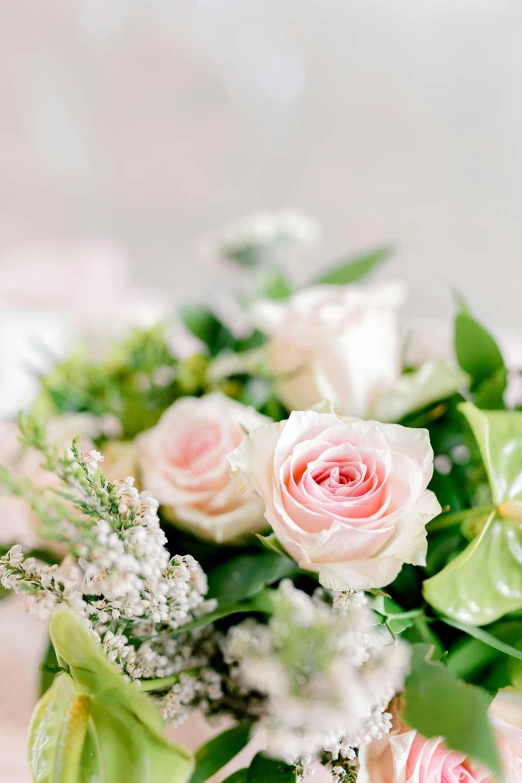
[312, 463, 363, 492]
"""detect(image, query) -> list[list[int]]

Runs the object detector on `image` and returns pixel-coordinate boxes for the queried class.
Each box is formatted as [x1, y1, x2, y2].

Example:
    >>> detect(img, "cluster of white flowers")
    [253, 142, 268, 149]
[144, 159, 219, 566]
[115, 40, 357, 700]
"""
[0, 447, 218, 690]
[221, 581, 410, 765]
[217, 210, 320, 261]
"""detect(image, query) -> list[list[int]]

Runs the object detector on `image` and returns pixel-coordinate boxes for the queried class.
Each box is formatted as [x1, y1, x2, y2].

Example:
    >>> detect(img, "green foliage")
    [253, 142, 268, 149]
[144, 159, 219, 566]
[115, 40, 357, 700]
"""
[247, 753, 297, 783]
[29, 610, 194, 783]
[403, 645, 500, 776]
[424, 405, 522, 625]
[179, 305, 236, 357]
[261, 269, 293, 300]
[207, 552, 299, 604]
[40, 640, 60, 696]
[255, 533, 292, 557]
[312, 245, 393, 285]
[424, 512, 522, 625]
[221, 770, 248, 783]
[454, 305, 507, 408]
[190, 724, 251, 783]
[458, 403, 522, 504]
[35, 325, 202, 439]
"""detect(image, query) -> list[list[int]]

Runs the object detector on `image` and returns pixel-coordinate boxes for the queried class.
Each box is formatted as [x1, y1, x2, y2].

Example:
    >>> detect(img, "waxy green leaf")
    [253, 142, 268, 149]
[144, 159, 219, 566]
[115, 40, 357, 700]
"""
[424, 405, 522, 625]
[312, 245, 393, 286]
[29, 609, 194, 783]
[424, 512, 522, 625]
[403, 645, 500, 776]
[459, 403, 522, 504]
[454, 312, 505, 386]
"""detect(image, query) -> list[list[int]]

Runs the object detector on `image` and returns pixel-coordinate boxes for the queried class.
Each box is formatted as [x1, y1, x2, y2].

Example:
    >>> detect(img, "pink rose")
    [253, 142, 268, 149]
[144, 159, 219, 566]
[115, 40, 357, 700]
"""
[360, 724, 492, 783]
[360, 690, 522, 783]
[137, 393, 268, 543]
[227, 405, 440, 590]
[251, 282, 405, 417]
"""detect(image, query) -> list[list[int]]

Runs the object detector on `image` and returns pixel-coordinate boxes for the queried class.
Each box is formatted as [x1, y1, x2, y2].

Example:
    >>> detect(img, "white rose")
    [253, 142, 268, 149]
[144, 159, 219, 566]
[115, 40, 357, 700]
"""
[251, 282, 406, 418]
[137, 392, 268, 543]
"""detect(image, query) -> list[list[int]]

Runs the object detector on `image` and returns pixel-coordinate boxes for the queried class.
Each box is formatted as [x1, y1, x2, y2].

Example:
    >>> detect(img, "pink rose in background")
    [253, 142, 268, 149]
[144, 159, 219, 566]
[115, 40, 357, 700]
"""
[228, 405, 440, 590]
[137, 392, 268, 543]
[360, 719, 492, 783]
[360, 690, 522, 783]
[251, 282, 406, 417]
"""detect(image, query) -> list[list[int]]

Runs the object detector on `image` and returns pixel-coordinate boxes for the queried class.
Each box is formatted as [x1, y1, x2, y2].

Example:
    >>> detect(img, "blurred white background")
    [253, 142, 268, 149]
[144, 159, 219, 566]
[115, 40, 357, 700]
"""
[0, 0, 521, 323]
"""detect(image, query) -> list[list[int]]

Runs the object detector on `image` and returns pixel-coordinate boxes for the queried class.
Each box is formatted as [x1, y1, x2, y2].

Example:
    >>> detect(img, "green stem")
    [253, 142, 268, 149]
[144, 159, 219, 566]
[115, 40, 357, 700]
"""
[139, 668, 199, 693]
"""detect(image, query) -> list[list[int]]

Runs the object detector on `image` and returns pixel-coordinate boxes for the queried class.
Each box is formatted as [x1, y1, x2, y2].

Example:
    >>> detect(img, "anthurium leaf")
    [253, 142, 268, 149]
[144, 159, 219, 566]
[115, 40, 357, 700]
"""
[313, 245, 393, 286]
[207, 552, 299, 604]
[28, 609, 194, 783]
[459, 403, 522, 504]
[403, 645, 501, 777]
[190, 724, 251, 783]
[423, 512, 522, 625]
[247, 753, 297, 783]
[454, 312, 505, 385]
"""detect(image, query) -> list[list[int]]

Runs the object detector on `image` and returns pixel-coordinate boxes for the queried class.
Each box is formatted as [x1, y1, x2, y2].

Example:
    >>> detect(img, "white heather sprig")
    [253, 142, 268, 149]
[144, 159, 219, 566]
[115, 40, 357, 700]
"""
[221, 581, 410, 764]
[217, 210, 320, 264]
[0, 424, 216, 699]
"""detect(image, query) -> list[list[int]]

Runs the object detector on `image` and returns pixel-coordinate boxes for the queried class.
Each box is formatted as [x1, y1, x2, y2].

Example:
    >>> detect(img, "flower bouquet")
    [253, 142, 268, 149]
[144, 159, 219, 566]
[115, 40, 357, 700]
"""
[2, 212, 522, 783]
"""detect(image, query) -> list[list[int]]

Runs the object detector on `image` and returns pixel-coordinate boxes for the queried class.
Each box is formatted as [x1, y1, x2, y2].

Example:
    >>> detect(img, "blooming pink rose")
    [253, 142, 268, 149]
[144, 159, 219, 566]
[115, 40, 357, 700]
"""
[251, 282, 405, 417]
[360, 690, 522, 783]
[227, 406, 440, 590]
[360, 724, 492, 783]
[137, 393, 268, 543]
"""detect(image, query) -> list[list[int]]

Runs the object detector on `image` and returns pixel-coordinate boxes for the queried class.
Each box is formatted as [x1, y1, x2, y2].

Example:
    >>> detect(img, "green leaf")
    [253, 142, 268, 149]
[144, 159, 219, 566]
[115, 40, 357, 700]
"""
[454, 312, 505, 386]
[446, 636, 502, 682]
[256, 533, 292, 558]
[190, 724, 251, 783]
[29, 609, 194, 783]
[247, 753, 297, 783]
[207, 553, 299, 604]
[423, 512, 522, 625]
[459, 403, 522, 504]
[424, 405, 522, 625]
[403, 645, 500, 776]
[40, 639, 60, 696]
[474, 367, 508, 410]
[313, 245, 393, 285]
[439, 616, 522, 662]
[262, 270, 293, 300]
[222, 770, 248, 783]
[179, 305, 235, 357]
